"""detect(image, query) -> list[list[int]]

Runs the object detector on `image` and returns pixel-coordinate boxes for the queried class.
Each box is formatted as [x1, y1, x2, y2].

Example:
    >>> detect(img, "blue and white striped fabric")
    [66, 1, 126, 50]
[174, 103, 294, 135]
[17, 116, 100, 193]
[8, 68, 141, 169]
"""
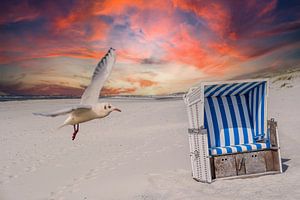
[204, 81, 262, 97]
[203, 81, 269, 156]
[209, 143, 270, 156]
[247, 83, 266, 140]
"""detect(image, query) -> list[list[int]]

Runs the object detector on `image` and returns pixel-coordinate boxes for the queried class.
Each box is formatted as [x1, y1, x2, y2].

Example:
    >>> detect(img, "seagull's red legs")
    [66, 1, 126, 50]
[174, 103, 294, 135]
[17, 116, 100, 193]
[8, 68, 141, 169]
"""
[72, 124, 79, 140]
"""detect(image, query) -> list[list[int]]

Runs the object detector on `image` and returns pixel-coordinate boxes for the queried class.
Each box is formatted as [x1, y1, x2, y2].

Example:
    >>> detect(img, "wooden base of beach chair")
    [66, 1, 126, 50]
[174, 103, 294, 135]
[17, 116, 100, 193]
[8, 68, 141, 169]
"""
[211, 148, 281, 180]
[214, 155, 237, 178]
[216, 171, 281, 181]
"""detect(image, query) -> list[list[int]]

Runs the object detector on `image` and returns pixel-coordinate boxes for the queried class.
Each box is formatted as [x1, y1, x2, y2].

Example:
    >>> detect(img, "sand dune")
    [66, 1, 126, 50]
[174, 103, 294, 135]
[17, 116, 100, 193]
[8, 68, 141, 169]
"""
[1, 73, 300, 200]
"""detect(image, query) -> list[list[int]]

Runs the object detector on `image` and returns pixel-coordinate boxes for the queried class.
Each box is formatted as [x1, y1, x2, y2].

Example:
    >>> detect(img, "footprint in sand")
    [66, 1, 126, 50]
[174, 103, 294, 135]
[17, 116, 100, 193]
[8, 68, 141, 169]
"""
[0, 174, 18, 185]
[155, 146, 169, 153]
[49, 179, 81, 199]
[8, 174, 18, 179]
[25, 165, 37, 172]
[49, 167, 100, 199]
[0, 165, 9, 175]
[84, 168, 99, 180]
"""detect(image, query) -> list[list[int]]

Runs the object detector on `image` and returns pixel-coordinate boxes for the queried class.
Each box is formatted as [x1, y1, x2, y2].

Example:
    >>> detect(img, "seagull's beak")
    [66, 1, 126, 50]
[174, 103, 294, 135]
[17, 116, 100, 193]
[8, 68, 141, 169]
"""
[113, 108, 121, 112]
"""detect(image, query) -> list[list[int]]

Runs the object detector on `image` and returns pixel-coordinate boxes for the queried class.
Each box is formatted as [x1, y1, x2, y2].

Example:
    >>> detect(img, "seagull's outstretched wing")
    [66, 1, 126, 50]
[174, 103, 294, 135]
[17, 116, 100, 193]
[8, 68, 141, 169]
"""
[33, 105, 92, 117]
[80, 48, 116, 105]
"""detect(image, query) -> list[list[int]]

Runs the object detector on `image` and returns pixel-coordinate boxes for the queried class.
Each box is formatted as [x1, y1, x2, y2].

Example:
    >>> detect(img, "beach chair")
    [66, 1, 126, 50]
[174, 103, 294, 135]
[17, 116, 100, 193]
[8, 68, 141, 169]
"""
[184, 79, 282, 183]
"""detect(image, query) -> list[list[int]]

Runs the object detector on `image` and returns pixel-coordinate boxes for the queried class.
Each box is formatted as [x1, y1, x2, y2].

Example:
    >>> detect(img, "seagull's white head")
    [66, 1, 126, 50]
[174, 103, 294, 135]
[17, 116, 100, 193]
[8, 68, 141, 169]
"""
[96, 102, 121, 117]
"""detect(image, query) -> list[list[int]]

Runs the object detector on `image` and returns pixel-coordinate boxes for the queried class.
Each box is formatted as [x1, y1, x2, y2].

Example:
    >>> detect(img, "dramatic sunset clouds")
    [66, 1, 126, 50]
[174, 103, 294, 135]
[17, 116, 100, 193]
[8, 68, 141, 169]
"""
[0, 0, 300, 96]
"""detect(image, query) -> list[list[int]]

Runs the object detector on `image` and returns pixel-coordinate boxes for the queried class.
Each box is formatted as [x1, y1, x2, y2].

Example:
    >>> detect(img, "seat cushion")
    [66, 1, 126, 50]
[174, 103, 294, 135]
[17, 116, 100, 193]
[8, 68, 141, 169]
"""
[209, 142, 270, 156]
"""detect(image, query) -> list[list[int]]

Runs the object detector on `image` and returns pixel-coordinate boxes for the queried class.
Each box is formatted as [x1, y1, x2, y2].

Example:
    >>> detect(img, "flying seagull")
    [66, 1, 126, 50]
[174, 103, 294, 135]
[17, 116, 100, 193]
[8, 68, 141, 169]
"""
[34, 48, 121, 140]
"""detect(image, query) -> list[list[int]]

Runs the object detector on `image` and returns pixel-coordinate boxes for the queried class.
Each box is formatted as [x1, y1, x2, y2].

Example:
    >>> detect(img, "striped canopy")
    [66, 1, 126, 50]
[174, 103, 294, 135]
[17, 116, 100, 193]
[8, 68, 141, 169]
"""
[203, 80, 268, 155]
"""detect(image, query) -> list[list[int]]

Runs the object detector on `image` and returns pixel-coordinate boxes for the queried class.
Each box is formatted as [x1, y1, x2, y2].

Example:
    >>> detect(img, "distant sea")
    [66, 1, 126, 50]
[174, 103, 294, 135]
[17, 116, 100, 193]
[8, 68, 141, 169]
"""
[0, 94, 184, 102]
[0, 95, 80, 102]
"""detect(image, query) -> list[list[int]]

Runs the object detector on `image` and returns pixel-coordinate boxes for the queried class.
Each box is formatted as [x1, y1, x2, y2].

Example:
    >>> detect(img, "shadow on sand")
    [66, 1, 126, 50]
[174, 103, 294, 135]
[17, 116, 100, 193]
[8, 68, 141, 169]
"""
[281, 158, 290, 173]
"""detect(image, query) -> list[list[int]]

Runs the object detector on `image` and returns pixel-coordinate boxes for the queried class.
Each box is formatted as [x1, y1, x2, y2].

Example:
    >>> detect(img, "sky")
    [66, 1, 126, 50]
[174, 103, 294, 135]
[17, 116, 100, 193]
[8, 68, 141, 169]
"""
[0, 0, 300, 96]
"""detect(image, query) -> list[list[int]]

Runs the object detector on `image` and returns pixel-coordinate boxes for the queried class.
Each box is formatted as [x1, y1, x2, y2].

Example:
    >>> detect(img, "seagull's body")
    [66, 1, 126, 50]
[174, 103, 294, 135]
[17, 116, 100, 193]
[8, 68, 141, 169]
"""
[34, 48, 121, 140]
[62, 103, 114, 126]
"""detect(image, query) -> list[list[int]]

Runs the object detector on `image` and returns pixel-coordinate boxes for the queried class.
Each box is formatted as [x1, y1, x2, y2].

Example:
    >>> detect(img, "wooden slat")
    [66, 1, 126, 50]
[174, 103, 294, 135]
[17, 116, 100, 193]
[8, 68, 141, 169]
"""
[244, 152, 266, 174]
[268, 118, 278, 147]
[264, 150, 275, 171]
[272, 150, 281, 171]
[236, 154, 246, 175]
[214, 155, 237, 178]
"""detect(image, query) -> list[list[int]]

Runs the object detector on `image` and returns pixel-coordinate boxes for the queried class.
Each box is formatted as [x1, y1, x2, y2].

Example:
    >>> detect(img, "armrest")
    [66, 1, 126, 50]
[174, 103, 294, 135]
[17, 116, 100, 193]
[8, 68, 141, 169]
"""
[268, 118, 279, 147]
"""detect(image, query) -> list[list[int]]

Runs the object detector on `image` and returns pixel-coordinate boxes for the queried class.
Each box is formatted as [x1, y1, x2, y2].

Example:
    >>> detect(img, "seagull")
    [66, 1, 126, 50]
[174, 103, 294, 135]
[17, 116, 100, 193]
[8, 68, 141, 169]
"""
[34, 47, 121, 140]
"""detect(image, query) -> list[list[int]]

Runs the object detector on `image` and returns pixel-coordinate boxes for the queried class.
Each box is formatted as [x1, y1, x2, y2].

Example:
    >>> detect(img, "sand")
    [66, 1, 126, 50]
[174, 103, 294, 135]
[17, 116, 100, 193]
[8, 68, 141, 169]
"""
[1, 73, 300, 200]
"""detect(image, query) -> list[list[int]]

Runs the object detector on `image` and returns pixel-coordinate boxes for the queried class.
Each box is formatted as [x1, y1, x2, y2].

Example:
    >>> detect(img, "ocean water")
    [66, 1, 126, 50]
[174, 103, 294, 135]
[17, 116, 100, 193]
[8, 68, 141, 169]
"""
[0, 94, 184, 102]
[0, 95, 79, 102]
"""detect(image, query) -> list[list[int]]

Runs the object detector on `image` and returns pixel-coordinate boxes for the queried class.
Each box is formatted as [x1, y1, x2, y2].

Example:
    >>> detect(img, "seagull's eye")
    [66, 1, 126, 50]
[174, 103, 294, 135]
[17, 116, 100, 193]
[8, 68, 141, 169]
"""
[104, 105, 107, 109]
[108, 105, 111, 109]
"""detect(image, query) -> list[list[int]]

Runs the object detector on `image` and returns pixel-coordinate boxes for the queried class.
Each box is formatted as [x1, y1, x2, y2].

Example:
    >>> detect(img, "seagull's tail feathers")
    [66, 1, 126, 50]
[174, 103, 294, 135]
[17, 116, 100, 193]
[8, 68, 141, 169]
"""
[57, 116, 73, 130]
[57, 117, 73, 130]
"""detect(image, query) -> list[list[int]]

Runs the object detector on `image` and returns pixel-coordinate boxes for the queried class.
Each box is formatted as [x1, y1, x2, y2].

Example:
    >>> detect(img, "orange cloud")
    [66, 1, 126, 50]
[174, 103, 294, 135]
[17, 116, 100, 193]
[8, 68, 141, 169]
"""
[45, 47, 105, 59]
[93, 0, 170, 16]
[173, 0, 231, 38]
[250, 20, 300, 38]
[88, 20, 109, 41]
[53, 0, 94, 30]
[126, 77, 157, 88]
[128, 2, 177, 41]
[162, 26, 213, 71]
[101, 86, 137, 95]
[53, 4, 109, 42]
[258, 0, 277, 17]
[130, 13, 175, 41]
[210, 42, 245, 60]
[55, 13, 78, 30]
[0, 82, 83, 96]
[0, 46, 105, 64]
[0, 1, 40, 25]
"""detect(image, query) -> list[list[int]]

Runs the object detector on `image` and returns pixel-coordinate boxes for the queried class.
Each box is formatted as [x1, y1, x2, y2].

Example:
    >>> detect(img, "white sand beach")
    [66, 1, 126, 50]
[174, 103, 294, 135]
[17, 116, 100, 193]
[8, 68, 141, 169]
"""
[1, 72, 300, 200]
